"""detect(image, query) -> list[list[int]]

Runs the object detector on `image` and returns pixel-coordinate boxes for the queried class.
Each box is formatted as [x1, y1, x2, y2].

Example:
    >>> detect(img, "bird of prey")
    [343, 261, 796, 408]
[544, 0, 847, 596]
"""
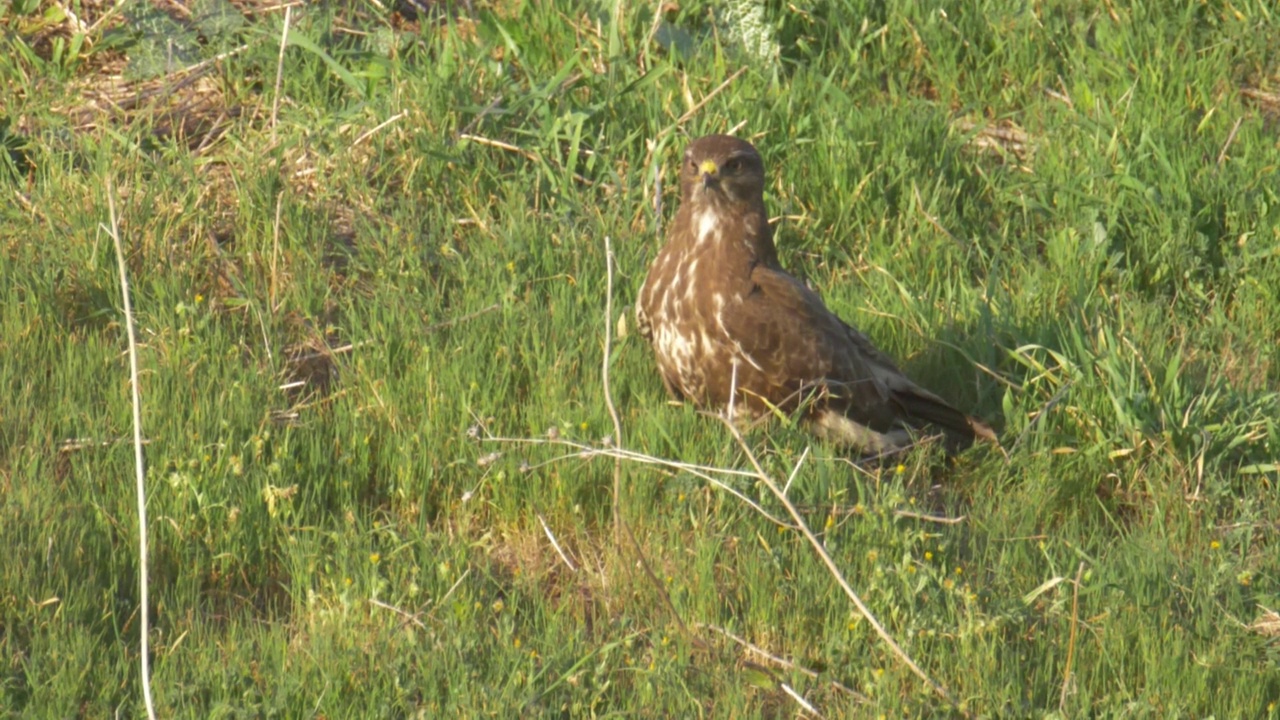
[635, 134, 994, 454]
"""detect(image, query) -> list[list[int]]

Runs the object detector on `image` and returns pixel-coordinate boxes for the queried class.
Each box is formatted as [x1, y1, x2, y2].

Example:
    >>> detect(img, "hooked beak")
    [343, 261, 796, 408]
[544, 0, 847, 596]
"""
[698, 159, 719, 189]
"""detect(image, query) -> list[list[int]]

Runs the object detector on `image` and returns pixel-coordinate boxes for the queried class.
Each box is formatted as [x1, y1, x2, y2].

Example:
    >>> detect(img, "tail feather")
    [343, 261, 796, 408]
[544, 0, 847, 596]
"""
[892, 387, 997, 448]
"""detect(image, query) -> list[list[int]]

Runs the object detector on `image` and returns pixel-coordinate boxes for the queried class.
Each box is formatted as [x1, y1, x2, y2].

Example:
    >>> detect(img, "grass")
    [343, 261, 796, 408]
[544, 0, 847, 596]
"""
[3, 0, 1280, 715]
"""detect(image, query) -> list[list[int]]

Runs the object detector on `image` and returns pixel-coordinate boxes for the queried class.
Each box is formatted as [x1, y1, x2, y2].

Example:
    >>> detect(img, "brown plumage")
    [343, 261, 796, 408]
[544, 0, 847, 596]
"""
[635, 134, 995, 454]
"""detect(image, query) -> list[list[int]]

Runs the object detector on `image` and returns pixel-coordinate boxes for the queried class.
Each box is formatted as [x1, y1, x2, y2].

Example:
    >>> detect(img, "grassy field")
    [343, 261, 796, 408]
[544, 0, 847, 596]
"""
[4, 0, 1280, 715]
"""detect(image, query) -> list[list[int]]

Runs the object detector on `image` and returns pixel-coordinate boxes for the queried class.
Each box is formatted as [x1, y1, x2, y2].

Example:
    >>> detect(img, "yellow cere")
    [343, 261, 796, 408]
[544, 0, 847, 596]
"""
[699, 159, 718, 176]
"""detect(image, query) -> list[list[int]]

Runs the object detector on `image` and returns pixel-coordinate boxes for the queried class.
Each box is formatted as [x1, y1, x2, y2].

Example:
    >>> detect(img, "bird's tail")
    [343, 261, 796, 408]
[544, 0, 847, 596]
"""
[893, 386, 998, 449]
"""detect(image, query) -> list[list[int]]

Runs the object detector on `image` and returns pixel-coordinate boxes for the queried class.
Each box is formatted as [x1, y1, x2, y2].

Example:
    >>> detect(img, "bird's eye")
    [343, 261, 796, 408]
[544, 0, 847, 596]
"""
[724, 158, 741, 173]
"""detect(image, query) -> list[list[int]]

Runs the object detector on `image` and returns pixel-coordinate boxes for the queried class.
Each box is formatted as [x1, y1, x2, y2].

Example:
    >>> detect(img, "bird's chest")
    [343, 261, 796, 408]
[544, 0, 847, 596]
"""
[650, 280, 735, 366]
[643, 224, 753, 402]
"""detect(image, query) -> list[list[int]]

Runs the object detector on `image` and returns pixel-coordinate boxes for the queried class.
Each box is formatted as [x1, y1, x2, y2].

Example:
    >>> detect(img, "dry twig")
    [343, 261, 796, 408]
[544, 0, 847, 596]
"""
[270, 6, 292, 141]
[426, 303, 501, 333]
[369, 598, 427, 630]
[603, 235, 624, 542]
[717, 417, 965, 713]
[697, 623, 868, 702]
[484, 433, 793, 528]
[1216, 116, 1243, 168]
[271, 191, 283, 312]
[458, 133, 536, 160]
[913, 182, 963, 249]
[352, 111, 407, 148]
[426, 568, 472, 621]
[458, 133, 605, 189]
[1060, 561, 1086, 712]
[60, 436, 152, 453]
[665, 66, 748, 135]
[780, 683, 824, 719]
[598, 235, 700, 646]
[893, 509, 966, 525]
[104, 179, 157, 720]
[538, 513, 578, 573]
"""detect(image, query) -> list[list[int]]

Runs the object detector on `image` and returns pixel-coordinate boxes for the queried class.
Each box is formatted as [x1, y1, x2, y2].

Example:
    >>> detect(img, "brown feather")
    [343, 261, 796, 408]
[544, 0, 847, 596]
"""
[636, 135, 995, 454]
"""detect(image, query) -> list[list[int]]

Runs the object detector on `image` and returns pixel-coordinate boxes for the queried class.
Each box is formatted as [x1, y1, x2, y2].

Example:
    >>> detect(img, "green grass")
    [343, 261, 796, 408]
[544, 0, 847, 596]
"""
[3, 0, 1280, 715]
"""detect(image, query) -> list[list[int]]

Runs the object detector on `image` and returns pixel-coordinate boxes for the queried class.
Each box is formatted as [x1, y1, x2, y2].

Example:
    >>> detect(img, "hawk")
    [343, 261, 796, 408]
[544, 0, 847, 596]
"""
[636, 134, 995, 454]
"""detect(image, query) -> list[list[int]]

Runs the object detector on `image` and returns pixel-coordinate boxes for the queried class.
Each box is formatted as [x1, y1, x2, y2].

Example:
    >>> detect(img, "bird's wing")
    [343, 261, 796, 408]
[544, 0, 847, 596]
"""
[716, 263, 895, 415]
[725, 264, 993, 443]
[839, 313, 995, 443]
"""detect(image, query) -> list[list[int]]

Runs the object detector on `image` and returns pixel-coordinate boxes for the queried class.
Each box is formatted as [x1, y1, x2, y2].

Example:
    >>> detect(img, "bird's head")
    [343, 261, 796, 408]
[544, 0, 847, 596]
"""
[680, 135, 765, 208]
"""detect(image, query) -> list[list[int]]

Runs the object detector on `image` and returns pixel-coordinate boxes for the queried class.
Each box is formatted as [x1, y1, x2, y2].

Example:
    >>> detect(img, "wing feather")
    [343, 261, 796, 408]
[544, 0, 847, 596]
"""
[718, 264, 892, 417]
[721, 263, 992, 445]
